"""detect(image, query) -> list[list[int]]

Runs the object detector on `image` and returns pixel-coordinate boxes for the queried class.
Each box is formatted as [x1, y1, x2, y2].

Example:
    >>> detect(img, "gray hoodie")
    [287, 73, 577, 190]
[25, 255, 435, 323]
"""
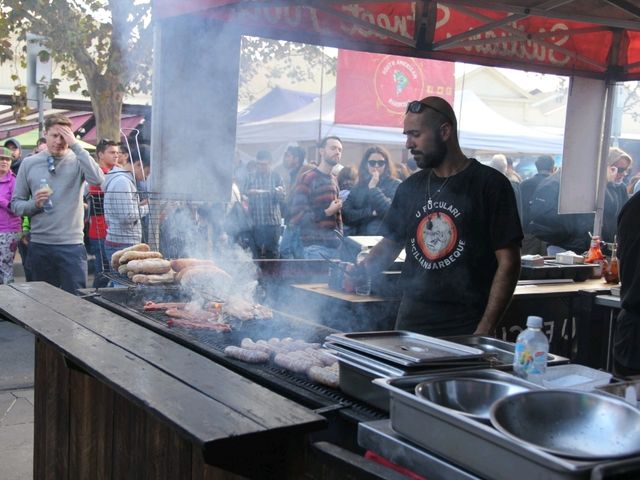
[103, 166, 147, 244]
[11, 143, 104, 245]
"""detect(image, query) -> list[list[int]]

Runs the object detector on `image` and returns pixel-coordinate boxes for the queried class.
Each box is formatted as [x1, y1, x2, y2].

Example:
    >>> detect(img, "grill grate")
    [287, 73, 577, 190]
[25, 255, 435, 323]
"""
[83, 288, 386, 422]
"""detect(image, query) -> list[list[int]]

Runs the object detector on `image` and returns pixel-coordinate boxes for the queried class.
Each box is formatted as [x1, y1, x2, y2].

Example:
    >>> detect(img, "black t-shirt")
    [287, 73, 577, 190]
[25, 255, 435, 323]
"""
[381, 159, 523, 333]
[614, 191, 640, 369]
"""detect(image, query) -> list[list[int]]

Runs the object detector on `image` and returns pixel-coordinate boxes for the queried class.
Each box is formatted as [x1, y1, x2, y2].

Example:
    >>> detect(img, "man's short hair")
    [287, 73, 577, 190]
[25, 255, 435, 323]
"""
[535, 155, 555, 173]
[256, 150, 272, 162]
[44, 113, 72, 131]
[318, 136, 342, 149]
[96, 138, 120, 155]
[286, 146, 305, 165]
[36, 137, 46, 146]
[130, 144, 151, 168]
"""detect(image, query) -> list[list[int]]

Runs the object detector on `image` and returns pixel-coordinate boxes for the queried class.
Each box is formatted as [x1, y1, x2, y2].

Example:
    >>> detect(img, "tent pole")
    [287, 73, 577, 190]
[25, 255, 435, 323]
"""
[317, 46, 325, 149]
[592, 79, 617, 238]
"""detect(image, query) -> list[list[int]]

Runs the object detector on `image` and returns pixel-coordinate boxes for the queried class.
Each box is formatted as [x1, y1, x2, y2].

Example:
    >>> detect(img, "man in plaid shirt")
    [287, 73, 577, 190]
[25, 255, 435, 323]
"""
[242, 150, 285, 258]
[289, 136, 344, 259]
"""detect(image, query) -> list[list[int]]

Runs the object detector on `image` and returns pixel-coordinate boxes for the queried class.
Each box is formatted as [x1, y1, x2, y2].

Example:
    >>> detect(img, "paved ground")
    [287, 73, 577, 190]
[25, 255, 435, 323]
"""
[0, 256, 94, 480]
[0, 318, 34, 480]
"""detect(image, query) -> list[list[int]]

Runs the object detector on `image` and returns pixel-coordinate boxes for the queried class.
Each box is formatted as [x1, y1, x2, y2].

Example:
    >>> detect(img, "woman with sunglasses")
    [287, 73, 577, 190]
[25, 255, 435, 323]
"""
[0, 148, 22, 283]
[602, 147, 632, 246]
[342, 146, 401, 236]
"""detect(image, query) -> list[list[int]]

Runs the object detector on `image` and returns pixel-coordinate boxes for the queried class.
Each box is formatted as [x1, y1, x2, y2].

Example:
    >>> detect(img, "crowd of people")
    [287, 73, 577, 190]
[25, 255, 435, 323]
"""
[487, 147, 636, 257]
[0, 113, 150, 293]
[232, 138, 416, 260]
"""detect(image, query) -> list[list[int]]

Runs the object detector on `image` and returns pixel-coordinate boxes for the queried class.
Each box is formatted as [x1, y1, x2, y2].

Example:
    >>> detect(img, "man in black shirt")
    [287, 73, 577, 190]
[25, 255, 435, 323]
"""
[613, 191, 640, 376]
[520, 155, 555, 254]
[354, 96, 522, 336]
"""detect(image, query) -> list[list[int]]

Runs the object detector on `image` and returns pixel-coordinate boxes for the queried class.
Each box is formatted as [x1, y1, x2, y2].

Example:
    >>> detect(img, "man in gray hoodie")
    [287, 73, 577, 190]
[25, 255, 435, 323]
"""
[11, 114, 104, 293]
[103, 147, 150, 266]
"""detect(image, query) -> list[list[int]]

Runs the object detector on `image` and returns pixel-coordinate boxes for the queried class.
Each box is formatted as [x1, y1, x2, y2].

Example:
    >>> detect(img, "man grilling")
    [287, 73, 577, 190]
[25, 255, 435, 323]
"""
[351, 96, 522, 337]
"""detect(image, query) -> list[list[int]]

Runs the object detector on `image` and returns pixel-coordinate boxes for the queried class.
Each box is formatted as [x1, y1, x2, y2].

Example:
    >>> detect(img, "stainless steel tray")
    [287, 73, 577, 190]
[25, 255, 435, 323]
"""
[326, 331, 484, 366]
[326, 342, 492, 411]
[444, 335, 569, 366]
[375, 371, 614, 480]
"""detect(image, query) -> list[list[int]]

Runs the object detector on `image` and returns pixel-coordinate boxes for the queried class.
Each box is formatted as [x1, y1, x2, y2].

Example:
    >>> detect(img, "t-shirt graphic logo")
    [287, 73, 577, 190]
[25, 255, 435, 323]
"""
[417, 212, 457, 260]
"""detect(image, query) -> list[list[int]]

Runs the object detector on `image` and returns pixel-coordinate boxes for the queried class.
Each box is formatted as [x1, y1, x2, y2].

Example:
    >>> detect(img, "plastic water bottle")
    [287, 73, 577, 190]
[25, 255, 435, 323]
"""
[39, 178, 53, 213]
[513, 316, 549, 384]
[354, 245, 371, 296]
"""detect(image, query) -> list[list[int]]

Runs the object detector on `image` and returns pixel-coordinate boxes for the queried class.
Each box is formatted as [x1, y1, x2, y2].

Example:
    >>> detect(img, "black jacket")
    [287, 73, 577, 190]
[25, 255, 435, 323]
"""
[342, 177, 401, 235]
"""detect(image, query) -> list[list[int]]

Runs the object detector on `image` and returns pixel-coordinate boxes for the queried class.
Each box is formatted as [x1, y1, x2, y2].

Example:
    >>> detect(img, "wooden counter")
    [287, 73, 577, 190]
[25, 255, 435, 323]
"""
[288, 279, 613, 359]
[0, 282, 326, 479]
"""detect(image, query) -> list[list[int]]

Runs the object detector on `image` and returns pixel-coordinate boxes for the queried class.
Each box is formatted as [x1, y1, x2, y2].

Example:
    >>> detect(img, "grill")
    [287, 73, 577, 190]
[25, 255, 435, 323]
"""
[80, 286, 386, 424]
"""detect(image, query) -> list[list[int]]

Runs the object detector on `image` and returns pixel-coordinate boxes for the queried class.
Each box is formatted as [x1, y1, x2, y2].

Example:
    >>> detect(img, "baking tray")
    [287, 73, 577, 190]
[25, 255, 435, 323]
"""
[326, 342, 491, 411]
[325, 331, 484, 366]
[375, 372, 617, 480]
[444, 335, 569, 366]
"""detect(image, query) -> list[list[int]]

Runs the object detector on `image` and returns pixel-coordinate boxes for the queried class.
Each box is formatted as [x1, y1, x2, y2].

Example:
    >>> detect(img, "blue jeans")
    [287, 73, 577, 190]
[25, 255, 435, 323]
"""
[29, 242, 87, 294]
[280, 224, 304, 259]
[250, 225, 280, 259]
[303, 244, 340, 260]
[89, 238, 109, 288]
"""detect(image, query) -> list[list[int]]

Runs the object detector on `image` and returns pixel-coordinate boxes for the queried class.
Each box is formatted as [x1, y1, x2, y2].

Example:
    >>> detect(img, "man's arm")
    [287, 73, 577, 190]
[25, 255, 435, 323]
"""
[10, 164, 39, 217]
[474, 243, 521, 335]
[71, 144, 104, 186]
[349, 237, 404, 279]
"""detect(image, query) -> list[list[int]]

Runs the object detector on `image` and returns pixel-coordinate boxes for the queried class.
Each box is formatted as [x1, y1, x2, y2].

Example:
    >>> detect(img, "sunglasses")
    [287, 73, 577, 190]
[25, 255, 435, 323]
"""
[406, 100, 453, 124]
[613, 165, 629, 175]
[368, 160, 386, 167]
[0, 157, 11, 162]
[47, 156, 56, 174]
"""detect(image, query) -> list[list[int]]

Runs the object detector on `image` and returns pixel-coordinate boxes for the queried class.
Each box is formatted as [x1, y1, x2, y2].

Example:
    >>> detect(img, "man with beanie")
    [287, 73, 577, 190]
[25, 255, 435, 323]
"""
[10, 114, 104, 294]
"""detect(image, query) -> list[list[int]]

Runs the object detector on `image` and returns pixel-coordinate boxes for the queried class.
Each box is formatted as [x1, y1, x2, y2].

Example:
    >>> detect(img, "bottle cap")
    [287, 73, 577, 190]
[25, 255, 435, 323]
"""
[526, 316, 543, 328]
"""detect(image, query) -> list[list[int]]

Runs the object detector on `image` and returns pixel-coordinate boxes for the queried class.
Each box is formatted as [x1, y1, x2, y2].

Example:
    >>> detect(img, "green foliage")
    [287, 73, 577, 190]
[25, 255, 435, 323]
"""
[0, 0, 152, 135]
[239, 36, 337, 104]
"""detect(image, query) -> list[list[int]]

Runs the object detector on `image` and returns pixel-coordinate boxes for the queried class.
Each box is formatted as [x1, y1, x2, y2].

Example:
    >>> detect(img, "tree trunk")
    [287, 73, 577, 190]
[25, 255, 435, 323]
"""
[89, 75, 125, 143]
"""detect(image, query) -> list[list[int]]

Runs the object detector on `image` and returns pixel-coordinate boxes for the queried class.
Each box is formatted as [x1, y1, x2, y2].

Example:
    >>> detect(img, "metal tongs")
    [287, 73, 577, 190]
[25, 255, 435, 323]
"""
[318, 252, 349, 273]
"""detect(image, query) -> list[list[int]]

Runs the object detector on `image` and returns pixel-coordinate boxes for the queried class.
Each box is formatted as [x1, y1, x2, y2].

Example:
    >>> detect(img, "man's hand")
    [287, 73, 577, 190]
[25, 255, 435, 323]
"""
[34, 188, 52, 209]
[56, 125, 77, 147]
[325, 198, 342, 216]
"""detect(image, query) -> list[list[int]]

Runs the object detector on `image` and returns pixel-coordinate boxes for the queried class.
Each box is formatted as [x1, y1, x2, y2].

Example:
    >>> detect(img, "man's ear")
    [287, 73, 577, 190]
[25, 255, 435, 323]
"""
[440, 122, 453, 141]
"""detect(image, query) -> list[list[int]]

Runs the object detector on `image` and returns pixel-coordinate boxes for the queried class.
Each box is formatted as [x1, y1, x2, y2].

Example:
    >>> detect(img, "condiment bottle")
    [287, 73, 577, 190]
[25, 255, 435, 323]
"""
[585, 235, 605, 277]
[604, 242, 619, 284]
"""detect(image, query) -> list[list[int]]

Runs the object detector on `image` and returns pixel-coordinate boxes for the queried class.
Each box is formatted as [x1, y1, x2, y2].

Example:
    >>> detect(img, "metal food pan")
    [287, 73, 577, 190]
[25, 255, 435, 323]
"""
[326, 343, 492, 412]
[374, 372, 607, 480]
[444, 335, 569, 366]
[326, 331, 484, 366]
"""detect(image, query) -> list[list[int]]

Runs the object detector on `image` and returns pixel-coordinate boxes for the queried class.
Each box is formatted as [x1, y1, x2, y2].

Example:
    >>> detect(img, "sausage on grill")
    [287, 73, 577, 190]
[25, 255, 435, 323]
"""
[224, 346, 269, 363]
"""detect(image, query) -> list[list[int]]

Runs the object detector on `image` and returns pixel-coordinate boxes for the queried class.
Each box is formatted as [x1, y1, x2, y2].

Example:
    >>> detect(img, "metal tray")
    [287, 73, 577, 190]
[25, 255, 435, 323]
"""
[326, 342, 492, 411]
[325, 331, 484, 366]
[375, 372, 614, 480]
[444, 335, 569, 366]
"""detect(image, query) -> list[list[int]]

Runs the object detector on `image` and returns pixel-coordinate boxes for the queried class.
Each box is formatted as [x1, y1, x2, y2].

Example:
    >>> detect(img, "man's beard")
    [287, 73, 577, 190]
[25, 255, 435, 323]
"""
[413, 135, 447, 169]
[324, 155, 339, 167]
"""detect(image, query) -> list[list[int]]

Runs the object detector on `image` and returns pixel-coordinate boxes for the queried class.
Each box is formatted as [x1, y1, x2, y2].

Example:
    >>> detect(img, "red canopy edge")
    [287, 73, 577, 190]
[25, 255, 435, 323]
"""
[153, 0, 640, 81]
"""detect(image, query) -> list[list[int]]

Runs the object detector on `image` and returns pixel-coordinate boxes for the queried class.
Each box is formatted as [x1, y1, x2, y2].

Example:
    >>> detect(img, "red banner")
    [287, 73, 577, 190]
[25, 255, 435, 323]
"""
[335, 50, 454, 127]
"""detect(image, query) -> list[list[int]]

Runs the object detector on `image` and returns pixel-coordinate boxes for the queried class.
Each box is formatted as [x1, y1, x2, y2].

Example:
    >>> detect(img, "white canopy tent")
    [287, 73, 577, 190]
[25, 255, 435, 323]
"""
[236, 88, 564, 155]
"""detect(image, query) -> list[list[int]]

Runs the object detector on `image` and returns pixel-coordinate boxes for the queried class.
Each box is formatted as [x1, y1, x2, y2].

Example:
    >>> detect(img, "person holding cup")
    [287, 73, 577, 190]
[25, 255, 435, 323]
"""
[11, 113, 104, 293]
